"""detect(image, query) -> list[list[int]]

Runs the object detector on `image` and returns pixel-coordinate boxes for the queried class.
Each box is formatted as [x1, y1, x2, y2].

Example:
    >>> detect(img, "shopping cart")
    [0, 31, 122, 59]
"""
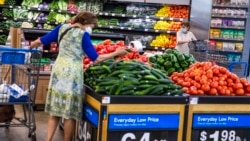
[0, 46, 42, 141]
[188, 40, 248, 78]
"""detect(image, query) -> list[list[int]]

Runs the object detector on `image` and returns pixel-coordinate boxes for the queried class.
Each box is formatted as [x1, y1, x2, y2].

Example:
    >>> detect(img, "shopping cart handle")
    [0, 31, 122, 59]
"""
[0, 46, 40, 53]
[228, 62, 248, 77]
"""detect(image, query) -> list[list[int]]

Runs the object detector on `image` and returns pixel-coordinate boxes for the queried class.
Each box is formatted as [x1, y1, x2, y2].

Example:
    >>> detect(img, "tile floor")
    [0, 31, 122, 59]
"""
[0, 105, 64, 141]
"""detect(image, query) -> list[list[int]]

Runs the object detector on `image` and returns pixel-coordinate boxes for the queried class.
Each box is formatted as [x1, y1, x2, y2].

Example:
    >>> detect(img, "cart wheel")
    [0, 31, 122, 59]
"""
[31, 134, 36, 141]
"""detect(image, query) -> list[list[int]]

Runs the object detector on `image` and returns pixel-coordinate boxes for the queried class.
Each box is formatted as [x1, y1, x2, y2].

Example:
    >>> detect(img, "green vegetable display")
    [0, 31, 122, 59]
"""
[4, 0, 16, 5]
[13, 9, 28, 19]
[2, 8, 14, 17]
[0, 35, 7, 44]
[21, 0, 42, 7]
[49, 0, 68, 10]
[85, 59, 183, 96]
[149, 49, 196, 76]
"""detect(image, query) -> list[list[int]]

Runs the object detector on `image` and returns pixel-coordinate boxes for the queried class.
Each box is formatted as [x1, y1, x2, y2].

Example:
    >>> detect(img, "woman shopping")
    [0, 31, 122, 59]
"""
[176, 20, 197, 54]
[29, 11, 128, 141]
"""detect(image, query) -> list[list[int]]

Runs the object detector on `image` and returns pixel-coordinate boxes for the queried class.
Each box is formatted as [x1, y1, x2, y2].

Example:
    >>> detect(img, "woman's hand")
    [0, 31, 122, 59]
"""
[114, 47, 129, 56]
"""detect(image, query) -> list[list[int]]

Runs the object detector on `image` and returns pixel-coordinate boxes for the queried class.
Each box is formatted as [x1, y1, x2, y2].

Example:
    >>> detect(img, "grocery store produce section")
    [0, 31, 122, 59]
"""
[0, 0, 190, 51]
[1, 0, 250, 140]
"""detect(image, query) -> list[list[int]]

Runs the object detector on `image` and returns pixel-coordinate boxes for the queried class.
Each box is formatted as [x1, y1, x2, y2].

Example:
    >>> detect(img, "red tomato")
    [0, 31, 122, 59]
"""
[209, 88, 218, 95]
[210, 81, 218, 88]
[233, 83, 243, 89]
[116, 40, 125, 46]
[103, 39, 112, 45]
[201, 84, 210, 92]
[235, 89, 245, 96]
[246, 85, 250, 93]
[182, 81, 191, 87]
[197, 90, 204, 95]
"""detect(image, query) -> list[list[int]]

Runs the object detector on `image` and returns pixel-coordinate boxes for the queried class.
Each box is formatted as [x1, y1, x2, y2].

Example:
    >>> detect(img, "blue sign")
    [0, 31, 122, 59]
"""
[108, 114, 179, 130]
[193, 114, 250, 128]
[83, 104, 99, 127]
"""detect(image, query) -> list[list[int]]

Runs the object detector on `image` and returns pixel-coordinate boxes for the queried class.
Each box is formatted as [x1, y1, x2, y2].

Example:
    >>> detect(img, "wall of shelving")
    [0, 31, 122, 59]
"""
[0, 0, 191, 52]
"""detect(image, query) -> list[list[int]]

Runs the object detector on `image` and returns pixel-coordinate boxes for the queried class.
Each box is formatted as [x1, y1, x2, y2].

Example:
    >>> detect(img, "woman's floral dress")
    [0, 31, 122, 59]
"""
[45, 24, 85, 120]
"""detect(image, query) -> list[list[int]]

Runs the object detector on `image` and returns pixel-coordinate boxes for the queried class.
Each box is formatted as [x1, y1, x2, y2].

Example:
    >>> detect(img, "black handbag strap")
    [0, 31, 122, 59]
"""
[58, 27, 73, 44]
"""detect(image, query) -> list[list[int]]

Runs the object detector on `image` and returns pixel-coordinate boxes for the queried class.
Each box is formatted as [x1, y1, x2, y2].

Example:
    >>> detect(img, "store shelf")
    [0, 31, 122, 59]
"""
[22, 28, 127, 40]
[190, 96, 250, 104]
[0, 4, 77, 15]
[0, 29, 9, 33]
[98, 12, 186, 21]
[210, 25, 245, 30]
[209, 37, 244, 42]
[22, 28, 51, 34]
[0, 16, 58, 25]
[208, 49, 242, 54]
[212, 4, 249, 9]
[97, 25, 177, 34]
[211, 15, 247, 19]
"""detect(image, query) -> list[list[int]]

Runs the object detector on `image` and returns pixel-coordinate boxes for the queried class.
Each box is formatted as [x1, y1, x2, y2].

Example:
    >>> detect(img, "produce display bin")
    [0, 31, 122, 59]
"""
[76, 85, 189, 141]
[186, 96, 250, 141]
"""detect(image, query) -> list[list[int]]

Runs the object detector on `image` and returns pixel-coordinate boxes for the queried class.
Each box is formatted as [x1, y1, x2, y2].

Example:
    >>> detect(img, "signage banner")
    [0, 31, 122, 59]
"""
[193, 114, 250, 128]
[83, 104, 99, 127]
[108, 113, 179, 130]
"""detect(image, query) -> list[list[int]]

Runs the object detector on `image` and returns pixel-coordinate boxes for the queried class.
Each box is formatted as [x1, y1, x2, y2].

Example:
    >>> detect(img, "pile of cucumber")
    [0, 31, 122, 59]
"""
[84, 59, 183, 96]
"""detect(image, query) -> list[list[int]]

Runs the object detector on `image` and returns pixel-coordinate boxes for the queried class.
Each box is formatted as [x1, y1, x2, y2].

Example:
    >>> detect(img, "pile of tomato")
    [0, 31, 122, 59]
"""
[170, 62, 250, 96]
[83, 39, 148, 69]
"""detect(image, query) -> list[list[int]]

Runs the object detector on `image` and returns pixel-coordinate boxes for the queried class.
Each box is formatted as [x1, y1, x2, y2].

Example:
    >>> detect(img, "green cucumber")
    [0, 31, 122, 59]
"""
[118, 74, 137, 78]
[89, 66, 103, 71]
[158, 78, 174, 84]
[137, 84, 153, 90]
[140, 80, 159, 85]
[120, 90, 135, 95]
[95, 87, 106, 94]
[134, 87, 152, 95]
[99, 80, 120, 86]
[142, 75, 159, 81]
[123, 79, 140, 85]
[164, 89, 184, 96]
[109, 84, 119, 95]
[102, 65, 111, 73]
[115, 80, 124, 95]
[120, 86, 135, 92]
[149, 86, 164, 95]
[150, 69, 165, 79]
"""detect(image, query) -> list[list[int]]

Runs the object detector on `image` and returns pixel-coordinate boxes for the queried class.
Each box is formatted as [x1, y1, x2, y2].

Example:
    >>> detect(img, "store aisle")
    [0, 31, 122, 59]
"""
[0, 105, 64, 141]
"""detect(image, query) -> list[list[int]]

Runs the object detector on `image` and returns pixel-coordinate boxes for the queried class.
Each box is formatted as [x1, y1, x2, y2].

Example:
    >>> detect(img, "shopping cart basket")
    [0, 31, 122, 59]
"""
[0, 46, 42, 141]
[188, 40, 248, 78]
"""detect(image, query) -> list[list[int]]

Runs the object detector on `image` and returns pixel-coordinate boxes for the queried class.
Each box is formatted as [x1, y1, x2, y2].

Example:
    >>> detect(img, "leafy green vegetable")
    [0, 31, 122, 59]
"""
[21, 0, 42, 7]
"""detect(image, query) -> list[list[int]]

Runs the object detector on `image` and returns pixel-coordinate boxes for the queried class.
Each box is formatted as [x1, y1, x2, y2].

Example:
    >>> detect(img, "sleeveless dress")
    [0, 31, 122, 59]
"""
[45, 24, 85, 120]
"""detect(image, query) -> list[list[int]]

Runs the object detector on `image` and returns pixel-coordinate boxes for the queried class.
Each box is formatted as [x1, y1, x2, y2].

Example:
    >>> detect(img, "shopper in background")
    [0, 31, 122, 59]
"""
[176, 20, 197, 54]
[29, 11, 128, 141]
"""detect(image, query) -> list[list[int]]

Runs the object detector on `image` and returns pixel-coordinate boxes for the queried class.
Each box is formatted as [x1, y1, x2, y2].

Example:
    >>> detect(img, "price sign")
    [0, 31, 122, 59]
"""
[77, 120, 97, 141]
[108, 131, 178, 141]
[108, 114, 179, 141]
[191, 114, 250, 141]
[197, 130, 250, 141]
